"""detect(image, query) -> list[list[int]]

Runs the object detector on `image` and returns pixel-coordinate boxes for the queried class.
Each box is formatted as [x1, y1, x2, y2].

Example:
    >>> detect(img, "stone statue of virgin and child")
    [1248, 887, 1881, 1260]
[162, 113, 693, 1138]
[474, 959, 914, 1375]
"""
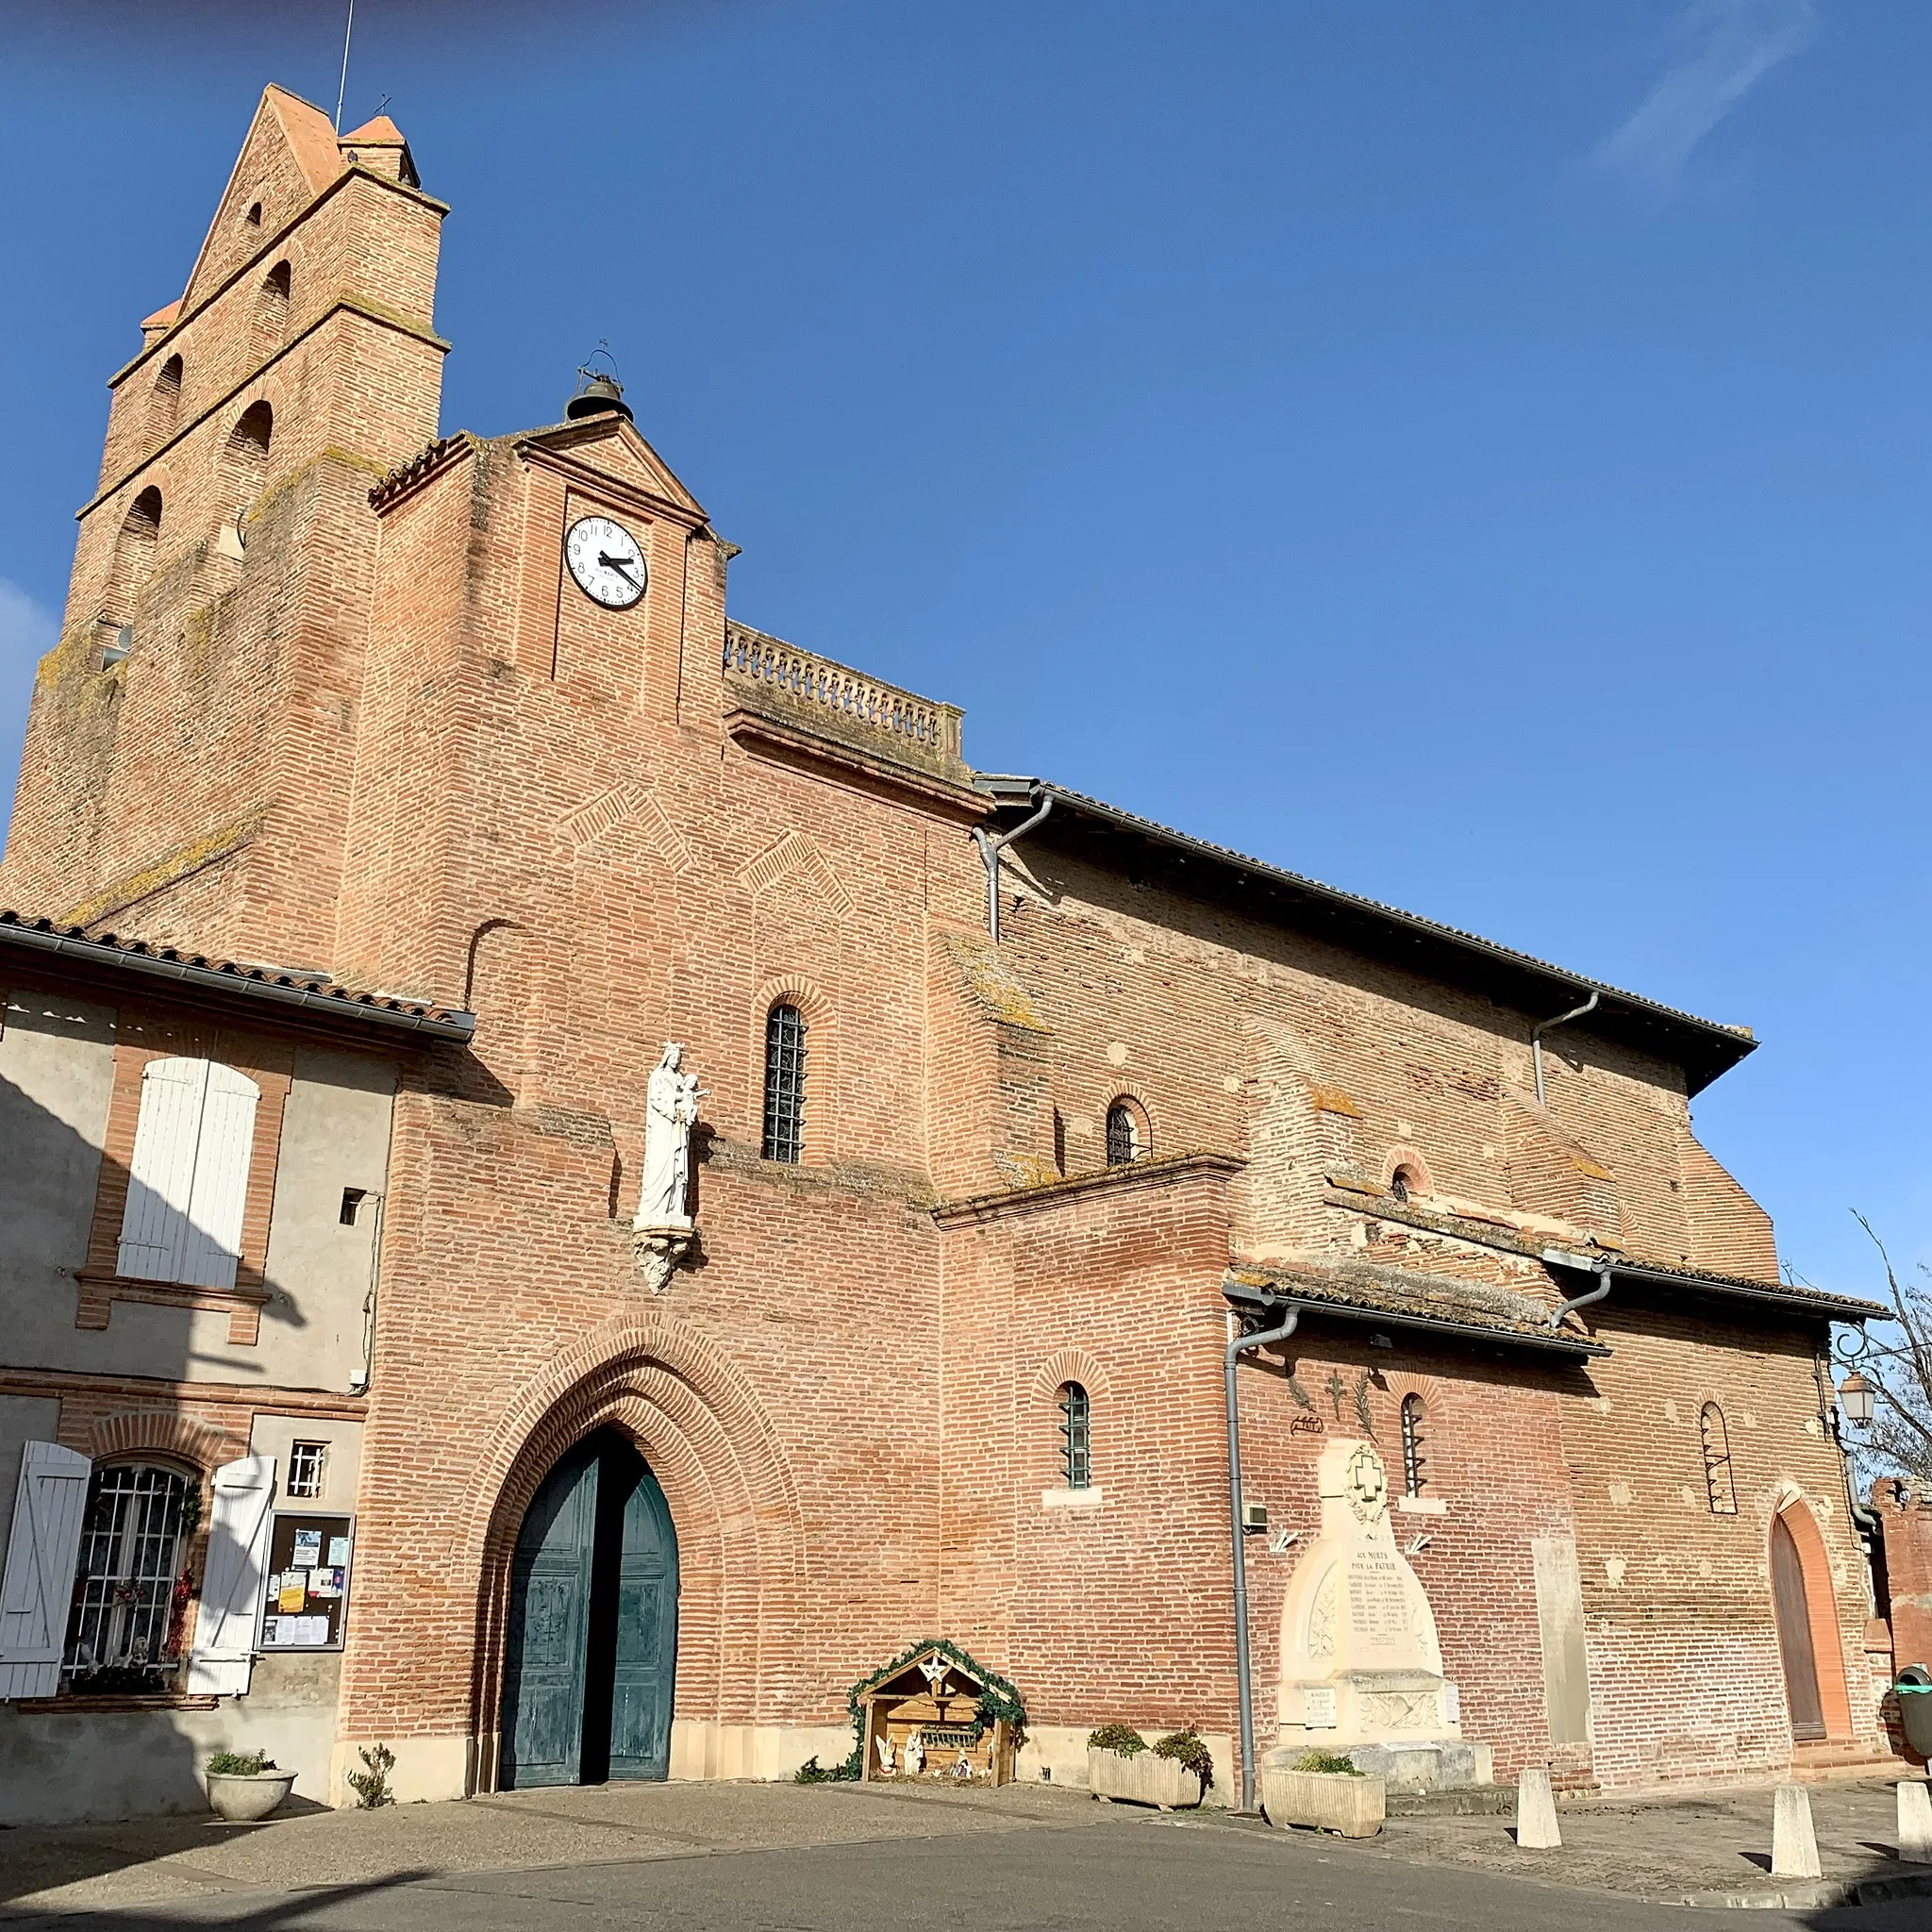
[632, 1042, 705, 1232]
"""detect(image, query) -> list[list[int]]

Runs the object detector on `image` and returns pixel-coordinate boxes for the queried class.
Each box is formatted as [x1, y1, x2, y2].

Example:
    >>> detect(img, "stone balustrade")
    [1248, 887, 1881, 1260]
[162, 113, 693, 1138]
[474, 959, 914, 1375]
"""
[723, 623, 964, 768]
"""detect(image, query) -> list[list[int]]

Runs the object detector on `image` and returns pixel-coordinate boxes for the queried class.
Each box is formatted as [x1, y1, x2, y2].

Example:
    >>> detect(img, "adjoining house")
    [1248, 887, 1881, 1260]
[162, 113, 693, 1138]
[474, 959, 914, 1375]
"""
[0, 86, 1903, 1822]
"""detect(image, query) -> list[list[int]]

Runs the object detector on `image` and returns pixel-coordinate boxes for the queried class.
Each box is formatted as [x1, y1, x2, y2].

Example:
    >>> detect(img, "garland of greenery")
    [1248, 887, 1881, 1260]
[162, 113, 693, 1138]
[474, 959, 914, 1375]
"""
[800, 1637, 1029, 1782]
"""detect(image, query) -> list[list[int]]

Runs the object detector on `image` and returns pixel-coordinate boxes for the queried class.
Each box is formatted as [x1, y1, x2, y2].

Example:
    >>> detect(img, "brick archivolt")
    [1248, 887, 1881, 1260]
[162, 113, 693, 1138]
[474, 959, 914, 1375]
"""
[465, 1313, 807, 1757]
[1029, 1349, 1111, 1405]
[76, 1408, 242, 1471]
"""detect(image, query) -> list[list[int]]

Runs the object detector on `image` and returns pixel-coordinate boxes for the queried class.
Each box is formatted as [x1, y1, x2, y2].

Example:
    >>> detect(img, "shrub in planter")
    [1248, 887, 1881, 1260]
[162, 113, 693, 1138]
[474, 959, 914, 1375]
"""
[1260, 1752, 1384, 1839]
[1087, 1725, 1204, 1809]
[1152, 1727, 1215, 1791]
[205, 1750, 296, 1823]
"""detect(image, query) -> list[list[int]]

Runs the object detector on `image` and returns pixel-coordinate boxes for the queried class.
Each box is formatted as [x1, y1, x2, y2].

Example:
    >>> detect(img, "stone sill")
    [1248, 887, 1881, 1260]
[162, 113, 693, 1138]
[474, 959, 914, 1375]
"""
[1041, 1486, 1104, 1511]
[13, 1692, 218, 1715]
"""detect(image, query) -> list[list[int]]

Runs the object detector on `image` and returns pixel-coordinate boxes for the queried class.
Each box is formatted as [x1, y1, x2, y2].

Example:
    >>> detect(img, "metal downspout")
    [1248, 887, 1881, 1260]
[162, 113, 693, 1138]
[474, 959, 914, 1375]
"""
[1544, 1254, 1613, 1332]
[1226, 1299, 1301, 1813]
[971, 791, 1053, 941]
[1531, 990, 1600, 1108]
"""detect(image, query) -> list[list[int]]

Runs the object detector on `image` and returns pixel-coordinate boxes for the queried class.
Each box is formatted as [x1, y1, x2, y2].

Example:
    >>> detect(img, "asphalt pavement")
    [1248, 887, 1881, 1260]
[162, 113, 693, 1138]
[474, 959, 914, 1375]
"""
[4, 1786, 1927, 1932]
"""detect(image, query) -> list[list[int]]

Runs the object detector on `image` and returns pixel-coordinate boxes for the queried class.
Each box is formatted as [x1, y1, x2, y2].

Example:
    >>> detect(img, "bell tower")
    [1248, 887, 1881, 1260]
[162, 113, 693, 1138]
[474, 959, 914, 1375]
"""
[1, 86, 448, 972]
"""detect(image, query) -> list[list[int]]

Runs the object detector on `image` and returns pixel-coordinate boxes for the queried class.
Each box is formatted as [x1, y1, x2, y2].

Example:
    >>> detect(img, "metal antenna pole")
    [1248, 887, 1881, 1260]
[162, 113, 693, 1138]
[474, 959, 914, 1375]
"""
[334, 0, 357, 132]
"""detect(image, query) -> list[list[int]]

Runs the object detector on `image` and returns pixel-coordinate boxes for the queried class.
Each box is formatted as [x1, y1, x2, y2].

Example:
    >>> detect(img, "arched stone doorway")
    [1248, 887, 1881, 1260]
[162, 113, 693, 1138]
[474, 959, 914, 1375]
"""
[1769, 1495, 1852, 1746]
[500, 1428, 678, 1787]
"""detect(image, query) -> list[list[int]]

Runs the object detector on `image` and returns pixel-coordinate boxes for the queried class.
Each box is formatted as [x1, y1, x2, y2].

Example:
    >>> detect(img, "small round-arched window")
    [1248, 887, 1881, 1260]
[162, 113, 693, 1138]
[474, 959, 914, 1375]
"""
[1105, 1101, 1142, 1166]
[1058, 1382, 1091, 1490]
[761, 1002, 807, 1163]
[1400, 1394, 1427, 1497]
[1700, 1403, 1737, 1515]
[1391, 1166, 1416, 1205]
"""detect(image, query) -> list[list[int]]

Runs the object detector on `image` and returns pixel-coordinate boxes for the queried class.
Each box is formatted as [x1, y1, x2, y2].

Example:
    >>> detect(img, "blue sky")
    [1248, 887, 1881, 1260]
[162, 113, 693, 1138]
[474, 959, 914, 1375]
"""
[0, 1, 1926, 1299]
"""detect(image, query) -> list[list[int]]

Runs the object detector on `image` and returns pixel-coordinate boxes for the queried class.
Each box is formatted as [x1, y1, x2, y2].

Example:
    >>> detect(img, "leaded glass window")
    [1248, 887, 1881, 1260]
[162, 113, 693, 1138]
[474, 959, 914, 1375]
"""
[66, 1463, 193, 1680]
[762, 1003, 807, 1163]
[1058, 1383, 1091, 1489]
[1106, 1103, 1140, 1166]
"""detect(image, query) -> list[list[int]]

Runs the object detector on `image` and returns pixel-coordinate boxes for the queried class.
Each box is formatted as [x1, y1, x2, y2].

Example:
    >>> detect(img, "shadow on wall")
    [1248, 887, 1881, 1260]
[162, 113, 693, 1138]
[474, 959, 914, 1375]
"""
[1, 1072, 329, 1827]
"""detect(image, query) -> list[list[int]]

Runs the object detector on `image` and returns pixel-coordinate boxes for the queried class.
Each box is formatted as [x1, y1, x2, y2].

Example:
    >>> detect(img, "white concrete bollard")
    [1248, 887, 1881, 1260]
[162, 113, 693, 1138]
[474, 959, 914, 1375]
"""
[1515, 1766, 1561, 1850]
[1900, 1779, 1932, 1865]
[1771, 1784, 1822, 1881]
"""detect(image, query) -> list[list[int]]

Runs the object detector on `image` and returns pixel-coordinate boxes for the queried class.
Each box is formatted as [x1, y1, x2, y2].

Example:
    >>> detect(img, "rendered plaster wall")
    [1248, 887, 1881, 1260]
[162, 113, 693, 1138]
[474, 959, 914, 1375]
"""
[0, 990, 114, 1349]
[0, 982, 394, 1393]
[0, 1394, 65, 1561]
[0, 1653, 341, 1825]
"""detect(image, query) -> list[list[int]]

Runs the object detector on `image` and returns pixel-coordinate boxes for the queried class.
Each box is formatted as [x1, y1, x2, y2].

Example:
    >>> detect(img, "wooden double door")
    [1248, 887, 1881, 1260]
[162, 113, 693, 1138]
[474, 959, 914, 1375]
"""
[501, 1430, 679, 1787]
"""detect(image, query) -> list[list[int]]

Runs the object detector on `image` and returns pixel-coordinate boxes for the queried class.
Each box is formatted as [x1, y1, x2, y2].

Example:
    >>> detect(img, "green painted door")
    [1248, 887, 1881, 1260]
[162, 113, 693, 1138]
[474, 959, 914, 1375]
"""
[502, 1442, 600, 1789]
[606, 1457, 678, 1780]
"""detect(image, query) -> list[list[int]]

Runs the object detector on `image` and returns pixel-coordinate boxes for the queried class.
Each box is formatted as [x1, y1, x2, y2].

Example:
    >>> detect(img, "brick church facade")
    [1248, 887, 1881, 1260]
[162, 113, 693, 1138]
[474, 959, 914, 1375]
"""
[0, 88, 1907, 1814]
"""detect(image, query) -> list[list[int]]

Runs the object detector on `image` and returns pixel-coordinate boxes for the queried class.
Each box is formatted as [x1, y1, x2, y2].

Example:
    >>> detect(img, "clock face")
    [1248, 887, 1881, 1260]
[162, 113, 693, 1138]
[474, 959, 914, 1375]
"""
[564, 515, 647, 609]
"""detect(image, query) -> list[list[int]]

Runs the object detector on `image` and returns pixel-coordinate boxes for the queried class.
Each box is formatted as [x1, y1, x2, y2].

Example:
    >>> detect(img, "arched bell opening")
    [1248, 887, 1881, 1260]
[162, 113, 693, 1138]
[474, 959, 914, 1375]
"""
[498, 1425, 679, 1788]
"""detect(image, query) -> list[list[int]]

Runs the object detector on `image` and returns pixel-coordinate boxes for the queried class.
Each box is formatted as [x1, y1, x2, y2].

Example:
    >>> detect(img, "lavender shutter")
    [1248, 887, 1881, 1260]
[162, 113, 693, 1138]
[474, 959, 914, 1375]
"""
[177, 1063, 259, 1291]
[117, 1057, 211, 1282]
[187, 1456, 275, 1696]
[0, 1441, 92, 1699]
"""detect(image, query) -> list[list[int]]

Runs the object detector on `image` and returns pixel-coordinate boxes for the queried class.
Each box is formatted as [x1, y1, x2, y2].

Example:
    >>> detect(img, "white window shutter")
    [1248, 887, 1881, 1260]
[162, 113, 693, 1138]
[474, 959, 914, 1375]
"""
[178, 1063, 259, 1291]
[187, 1456, 275, 1696]
[118, 1057, 211, 1282]
[0, 1441, 92, 1700]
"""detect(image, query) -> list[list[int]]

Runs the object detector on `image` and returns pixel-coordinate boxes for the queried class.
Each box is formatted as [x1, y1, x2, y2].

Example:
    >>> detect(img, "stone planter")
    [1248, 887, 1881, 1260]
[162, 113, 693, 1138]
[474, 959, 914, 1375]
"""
[1087, 1748, 1203, 1809]
[1260, 1766, 1386, 1839]
[206, 1770, 297, 1822]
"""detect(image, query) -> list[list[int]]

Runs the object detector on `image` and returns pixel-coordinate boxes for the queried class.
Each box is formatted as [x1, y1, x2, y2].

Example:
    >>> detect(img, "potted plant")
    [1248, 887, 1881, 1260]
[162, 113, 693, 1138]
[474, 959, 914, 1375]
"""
[205, 1750, 296, 1821]
[1086, 1724, 1208, 1809]
[1260, 1749, 1385, 1839]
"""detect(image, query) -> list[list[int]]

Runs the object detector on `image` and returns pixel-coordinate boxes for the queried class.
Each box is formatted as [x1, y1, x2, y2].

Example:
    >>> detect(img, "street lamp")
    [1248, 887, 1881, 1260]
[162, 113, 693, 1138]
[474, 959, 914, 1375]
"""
[1838, 1371, 1875, 1427]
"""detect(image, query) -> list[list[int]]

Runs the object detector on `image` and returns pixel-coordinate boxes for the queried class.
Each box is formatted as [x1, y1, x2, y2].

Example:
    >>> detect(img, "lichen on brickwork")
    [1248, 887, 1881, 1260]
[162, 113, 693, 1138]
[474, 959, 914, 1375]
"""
[946, 932, 1050, 1032]
[59, 813, 261, 931]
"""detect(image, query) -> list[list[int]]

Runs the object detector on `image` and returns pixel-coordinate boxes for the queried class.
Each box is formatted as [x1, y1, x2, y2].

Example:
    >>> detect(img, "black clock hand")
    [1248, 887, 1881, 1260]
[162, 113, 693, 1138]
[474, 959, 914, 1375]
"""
[597, 551, 639, 583]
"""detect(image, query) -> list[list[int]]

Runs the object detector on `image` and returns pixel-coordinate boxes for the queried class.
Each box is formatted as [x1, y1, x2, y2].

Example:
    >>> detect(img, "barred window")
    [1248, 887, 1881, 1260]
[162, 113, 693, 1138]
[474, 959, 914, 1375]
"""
[1106, 1102, 1141, 1166]
[1058, 1383, 1091, 1489]
[1701, 1403, 1737, 1515]
[1400, 1394, 1427, 1497]
[761, 1003, 807, 1163]
[287, 1441, 327, 1500]
[66, 1463, 194, 1681]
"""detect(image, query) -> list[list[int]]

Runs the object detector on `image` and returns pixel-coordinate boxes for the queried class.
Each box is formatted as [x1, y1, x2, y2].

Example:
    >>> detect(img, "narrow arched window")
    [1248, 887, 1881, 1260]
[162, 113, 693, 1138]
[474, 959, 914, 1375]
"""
[1106, 1101, 1141, 1166]
[1400, 1394, 1427, 1496]
[105, 487, 163, 627]
[65, 1462, 194, 1683]
[117, 1057, 259, 1288]
[148, 355, 182, 446]
[1391, 1166, 1415, 1205]
[1701, 1403, 1737, 1515]
[1058, 1383, 1091, 1489]
[223, 401, 274, 517]
[252, 260, 291, 362]
[761, 1003, 806, 1162]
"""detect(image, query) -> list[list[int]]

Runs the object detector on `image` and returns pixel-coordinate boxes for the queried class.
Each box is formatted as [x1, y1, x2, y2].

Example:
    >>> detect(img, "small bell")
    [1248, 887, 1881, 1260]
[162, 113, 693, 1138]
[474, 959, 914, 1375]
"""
[566, 371, 632, 422]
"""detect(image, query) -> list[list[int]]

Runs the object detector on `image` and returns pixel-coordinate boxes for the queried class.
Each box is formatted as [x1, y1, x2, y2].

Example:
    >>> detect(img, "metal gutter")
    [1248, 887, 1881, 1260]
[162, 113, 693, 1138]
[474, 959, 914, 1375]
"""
[0, 921, 475, 1041]
[1222, 1280, 1609, 1358]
